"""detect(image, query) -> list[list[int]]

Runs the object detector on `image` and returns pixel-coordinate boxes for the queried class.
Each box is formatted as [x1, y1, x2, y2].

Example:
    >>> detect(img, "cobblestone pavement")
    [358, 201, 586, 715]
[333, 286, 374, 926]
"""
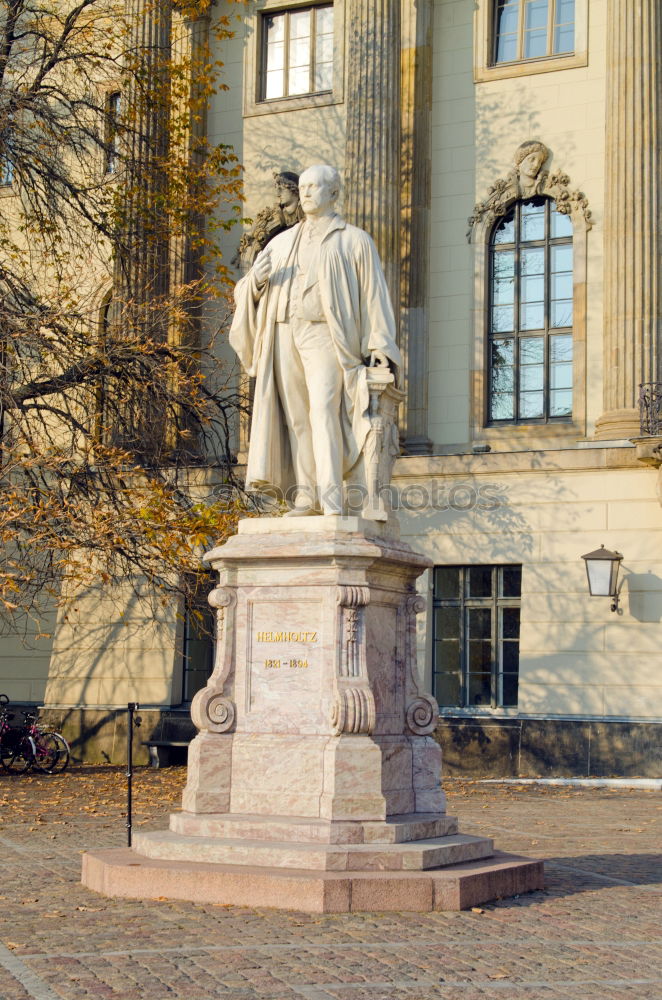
[0, 767, 659, 1000]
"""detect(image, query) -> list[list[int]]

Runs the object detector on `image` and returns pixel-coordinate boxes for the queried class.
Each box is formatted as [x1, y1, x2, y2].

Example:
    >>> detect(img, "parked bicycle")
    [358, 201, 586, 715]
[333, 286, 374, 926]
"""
[0, 695, 70, 774]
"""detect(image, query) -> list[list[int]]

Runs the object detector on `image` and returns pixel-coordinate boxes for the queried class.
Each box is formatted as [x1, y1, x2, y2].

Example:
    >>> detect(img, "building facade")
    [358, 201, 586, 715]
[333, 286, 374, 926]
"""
[1, 0, 661, 775]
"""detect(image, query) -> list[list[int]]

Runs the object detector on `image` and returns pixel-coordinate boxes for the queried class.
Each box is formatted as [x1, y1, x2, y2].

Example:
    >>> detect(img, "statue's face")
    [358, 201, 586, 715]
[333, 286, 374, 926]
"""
[276, 181, 298, 210]
[520, 150, 545, 179]
[299, 167, 337, 216]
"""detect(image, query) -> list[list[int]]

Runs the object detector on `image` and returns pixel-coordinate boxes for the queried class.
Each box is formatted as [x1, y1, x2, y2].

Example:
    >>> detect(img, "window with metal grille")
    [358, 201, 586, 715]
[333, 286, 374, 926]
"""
[489, 197, 573, 424]
[261, 5, 334, 101]
[493, 0, 574, 64]
[433, 565, 522, 709]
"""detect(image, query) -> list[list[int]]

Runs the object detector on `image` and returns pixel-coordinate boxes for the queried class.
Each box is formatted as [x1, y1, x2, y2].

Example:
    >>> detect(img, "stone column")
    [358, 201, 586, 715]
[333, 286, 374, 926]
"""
[115, 0, 172, 325]
[595, 0, 662, 440]
[344, 0, 401, 313]
[400, 0, 433, 453]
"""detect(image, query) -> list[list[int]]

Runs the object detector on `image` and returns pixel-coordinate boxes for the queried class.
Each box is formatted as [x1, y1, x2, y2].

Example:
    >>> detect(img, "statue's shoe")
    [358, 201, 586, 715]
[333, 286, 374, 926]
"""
[283, 506, 322, 517]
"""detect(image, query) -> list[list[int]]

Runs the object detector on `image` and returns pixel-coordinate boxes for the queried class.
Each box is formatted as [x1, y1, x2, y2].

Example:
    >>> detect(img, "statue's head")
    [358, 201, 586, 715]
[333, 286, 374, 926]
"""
[274, 170, 300, 209]
[514, 140, 548, 180]
[299, 164, 341, 217]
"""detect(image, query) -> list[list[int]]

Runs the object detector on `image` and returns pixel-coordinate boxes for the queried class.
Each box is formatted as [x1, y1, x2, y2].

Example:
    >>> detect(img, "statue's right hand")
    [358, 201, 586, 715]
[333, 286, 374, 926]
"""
[253, 251, 272, 286]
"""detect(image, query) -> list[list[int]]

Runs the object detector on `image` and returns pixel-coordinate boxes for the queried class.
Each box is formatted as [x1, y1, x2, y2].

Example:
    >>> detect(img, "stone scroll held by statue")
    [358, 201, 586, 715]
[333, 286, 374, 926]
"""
[230, 164, 403, 520]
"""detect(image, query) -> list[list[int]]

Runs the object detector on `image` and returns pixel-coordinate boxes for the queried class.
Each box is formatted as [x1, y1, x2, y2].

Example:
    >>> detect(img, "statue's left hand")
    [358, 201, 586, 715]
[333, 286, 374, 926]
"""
[369, 350, 390, 369]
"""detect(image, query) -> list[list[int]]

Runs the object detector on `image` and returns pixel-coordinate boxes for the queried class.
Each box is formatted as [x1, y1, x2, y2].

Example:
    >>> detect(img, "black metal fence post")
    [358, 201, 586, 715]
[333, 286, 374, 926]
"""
[126, 702, 141, 847]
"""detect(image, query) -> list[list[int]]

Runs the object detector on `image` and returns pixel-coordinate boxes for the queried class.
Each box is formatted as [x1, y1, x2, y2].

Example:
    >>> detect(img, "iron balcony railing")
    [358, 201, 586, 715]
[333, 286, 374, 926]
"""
[639, 382, 662, 435]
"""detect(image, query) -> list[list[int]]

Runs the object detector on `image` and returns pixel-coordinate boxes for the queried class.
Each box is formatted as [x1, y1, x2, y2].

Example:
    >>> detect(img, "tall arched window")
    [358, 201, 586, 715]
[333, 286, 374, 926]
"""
[488, 196, 573, 423]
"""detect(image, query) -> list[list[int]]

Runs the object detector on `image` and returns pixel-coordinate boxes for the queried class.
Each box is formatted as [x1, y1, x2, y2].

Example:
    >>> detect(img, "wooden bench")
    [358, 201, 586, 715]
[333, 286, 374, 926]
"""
[142, 740, 190, 768]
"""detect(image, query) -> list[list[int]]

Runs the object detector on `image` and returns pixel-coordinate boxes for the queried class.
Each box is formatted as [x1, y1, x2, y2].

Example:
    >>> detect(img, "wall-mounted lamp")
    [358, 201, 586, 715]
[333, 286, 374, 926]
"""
[581, 545, 623, 613]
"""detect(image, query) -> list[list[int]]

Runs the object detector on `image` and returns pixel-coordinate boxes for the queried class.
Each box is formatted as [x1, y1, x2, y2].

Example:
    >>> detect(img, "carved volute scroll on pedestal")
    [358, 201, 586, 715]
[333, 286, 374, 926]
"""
[403, 594, 438, 735]
[331, 585, 376, 735]
[466, 140, 593, 243]
[190, 586, 237, 734]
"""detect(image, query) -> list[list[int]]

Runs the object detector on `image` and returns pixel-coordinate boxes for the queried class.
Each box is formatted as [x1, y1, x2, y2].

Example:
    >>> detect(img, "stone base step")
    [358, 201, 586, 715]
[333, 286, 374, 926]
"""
[170, 811, 459, 845]
[82, 848, 544, 912]
[133, 829, 493, 872]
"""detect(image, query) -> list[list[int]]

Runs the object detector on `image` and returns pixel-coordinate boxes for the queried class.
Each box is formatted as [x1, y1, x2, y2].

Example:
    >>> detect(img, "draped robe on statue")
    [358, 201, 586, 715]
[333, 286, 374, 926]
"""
[230, 214, 402, 497]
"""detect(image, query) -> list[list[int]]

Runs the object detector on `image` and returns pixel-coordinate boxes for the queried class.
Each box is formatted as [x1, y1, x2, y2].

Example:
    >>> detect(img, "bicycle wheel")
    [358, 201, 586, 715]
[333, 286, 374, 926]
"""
[39, 732, 70, 773]
[1, 735, 35, 773]
[32, 732, 61, 773]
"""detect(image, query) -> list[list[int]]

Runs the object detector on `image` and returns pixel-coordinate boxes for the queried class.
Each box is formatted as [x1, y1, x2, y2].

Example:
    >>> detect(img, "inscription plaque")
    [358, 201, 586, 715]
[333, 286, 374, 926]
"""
[247, 601, 324, 731]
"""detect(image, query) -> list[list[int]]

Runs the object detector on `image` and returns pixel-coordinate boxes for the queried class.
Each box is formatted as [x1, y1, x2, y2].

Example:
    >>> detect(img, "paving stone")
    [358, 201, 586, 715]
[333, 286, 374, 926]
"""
[0, 769, 659, 999]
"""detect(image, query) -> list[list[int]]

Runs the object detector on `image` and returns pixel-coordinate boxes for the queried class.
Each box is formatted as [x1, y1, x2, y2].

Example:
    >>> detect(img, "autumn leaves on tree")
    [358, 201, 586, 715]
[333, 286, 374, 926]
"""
[0, 0, 248, 622]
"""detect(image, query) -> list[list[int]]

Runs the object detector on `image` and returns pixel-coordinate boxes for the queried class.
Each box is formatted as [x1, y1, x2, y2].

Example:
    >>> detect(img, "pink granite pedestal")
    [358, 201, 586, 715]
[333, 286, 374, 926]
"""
[82, 517, 543, 911]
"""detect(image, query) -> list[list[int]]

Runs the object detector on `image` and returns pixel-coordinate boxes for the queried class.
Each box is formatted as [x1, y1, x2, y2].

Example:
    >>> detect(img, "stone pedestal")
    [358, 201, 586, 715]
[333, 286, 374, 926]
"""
[82, 517, 543, 911]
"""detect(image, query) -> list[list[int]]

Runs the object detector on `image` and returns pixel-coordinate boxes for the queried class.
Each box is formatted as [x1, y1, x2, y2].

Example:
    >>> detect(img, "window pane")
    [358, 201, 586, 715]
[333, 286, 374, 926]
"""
[501, 672, 519, 707]
[468, 607, 491, 638]
[496, 33, 518, 63]
[315, 60, 333, 92]
[491, 393, 515, 420]
[554, 23, 574, 54]
[492, 304, 515, 332]
[436, 606, 460, 639]
[501, 566, 522, 597]
[521, 247, 544, 275]
[289, 64, 310, 94]
[502, 607, 520, 639]
[265, 13, 285, 41]
[552, 243, 573, 273]
[550, 334, 573, 363]
[550, 388, 572, 416]
[435, 641, 461, 672]
[493, 249, 515, 278]
[520, 364, 544, 391]
[265, 70, 284, 99]
[266, 38, 285, 70]
[502, 641, 520, 671]
[520, 337, 544, 364]
[290, 35, 311, 69]
[551, 299, 573, 327]
[470, 642, 492, 674]
[492, 337, 514, 366]
[289, 9, 311, 38]
[524, 28, 547, 58]
[519, 390, 544, 418]
[521, 201, 545, 241]
[520, 302, 544, 330]
[497, 2, 519, 33]
[492, 214, 515, 244]
[316, 5, 334, 34]
[521, 274, 544, 303]
[551, 209, 573, 238]
[435, 566, 460, 599]
[469, 568, 492, 598]
[468, 673, 491, 706]
[436, 672, 461, 706]
[525, 0, 549, 31]
[493, 252, 515, 304]
[552, 272, 573, 300]
[316, 31, 333, 64]
[557, 0, 575, 19]
[494, 0, 520, 63]
[491, 362, 514, 394]
[550, 362, 572, 389]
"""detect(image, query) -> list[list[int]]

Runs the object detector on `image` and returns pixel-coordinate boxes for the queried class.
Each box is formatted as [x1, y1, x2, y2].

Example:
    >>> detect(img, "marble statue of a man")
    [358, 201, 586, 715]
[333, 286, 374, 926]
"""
[230, 164, 402, 515]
